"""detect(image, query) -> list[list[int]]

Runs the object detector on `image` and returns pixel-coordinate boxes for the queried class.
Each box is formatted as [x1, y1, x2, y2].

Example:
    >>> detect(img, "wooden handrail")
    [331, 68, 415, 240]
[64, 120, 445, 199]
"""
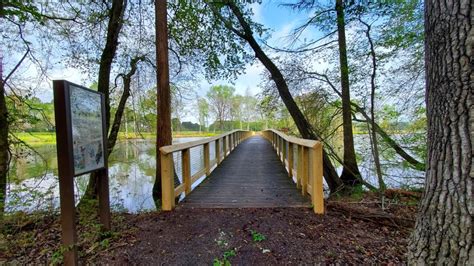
[160, 130, 253, 211]
[265, 129, 318, 148]
[261, 129, 324, 214]
[160, 129, 243, 154]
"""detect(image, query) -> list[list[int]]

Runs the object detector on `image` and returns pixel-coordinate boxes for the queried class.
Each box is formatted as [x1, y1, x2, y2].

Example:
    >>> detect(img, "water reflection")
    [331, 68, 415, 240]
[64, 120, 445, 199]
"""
[6, 135, 424, 213]
[6, 138, 205, 213]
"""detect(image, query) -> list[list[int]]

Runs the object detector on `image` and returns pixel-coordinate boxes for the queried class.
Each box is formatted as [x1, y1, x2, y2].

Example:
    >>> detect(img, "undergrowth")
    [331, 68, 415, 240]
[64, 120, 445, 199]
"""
[0, 199, 133, 264]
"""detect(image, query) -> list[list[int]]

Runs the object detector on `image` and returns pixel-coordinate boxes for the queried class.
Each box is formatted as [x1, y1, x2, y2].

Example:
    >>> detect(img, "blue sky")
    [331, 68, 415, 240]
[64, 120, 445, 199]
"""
[34, 1, 317, 105]
[201, 1, 315, 97]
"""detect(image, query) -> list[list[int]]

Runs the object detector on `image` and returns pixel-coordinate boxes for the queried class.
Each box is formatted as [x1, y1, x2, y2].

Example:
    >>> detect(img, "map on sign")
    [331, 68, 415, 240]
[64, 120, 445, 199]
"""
[70, 85, 105, 175]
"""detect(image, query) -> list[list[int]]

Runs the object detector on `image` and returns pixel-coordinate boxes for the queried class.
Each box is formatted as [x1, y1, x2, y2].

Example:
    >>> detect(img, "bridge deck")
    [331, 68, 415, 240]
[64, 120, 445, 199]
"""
[181, 136, 311, 208]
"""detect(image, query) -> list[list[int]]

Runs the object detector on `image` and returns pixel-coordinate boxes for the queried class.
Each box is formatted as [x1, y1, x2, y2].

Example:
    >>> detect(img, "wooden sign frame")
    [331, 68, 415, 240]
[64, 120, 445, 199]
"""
[53, 80, 111, 265]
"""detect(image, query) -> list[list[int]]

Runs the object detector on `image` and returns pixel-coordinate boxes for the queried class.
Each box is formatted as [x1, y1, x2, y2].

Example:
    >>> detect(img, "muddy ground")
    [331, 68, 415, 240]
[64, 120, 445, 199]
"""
[1, 193, 418, 265]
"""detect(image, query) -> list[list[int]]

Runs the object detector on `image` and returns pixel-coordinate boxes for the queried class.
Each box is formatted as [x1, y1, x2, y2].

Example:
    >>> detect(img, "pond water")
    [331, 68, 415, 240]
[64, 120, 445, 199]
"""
[6, 137, 219, 213]
[6, 135, 424, 214]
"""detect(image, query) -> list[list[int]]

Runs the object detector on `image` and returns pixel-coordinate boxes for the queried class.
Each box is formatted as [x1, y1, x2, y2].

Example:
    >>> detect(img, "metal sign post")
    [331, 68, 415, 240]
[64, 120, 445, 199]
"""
[53, 80, 110, 265]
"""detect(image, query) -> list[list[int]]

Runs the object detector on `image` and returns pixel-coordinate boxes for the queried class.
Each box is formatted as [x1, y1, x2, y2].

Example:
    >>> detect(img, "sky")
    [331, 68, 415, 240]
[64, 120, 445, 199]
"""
[28, 1, 315, 103]
[7, 1, 319, 124]
[199, 1, 314, 97]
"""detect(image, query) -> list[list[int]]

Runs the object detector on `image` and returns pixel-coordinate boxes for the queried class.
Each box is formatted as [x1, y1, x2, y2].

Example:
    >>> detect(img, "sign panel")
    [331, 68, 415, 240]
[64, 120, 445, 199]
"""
[53, 80, 110, 265]
[69, 85, 106, 175]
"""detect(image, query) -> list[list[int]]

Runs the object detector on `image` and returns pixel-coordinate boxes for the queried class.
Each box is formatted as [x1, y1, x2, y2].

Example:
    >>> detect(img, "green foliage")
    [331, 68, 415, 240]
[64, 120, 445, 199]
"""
[6, 96, 55, 133]
[213, 258, 231, 266]
[250, 230, 266, 242]
[0, 0, 45, 23]
[50, 245, 66, 265]
[213, 249, 236, 266]
[198, 98, 210, 128]
[168, 1, 253, 80]
[223, 249, 237, 260]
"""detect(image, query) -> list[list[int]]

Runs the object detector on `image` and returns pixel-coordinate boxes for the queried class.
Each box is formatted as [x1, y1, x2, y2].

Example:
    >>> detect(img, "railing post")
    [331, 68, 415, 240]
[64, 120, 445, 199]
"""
[204, 143, 210, 176]
[277, 136, 281, 158]
[280, 137, 284, 161]
[301, 146, 309, 196]
[182, 148, 191, 195]
[312, 142, 324, 214]
[282, 139, 287, 168]
[288, 142, 294, 178]
[215, 138, 221, 165]
[297, 145, 302, 189]
[275, 134, 278, 152]
[161, 152, 175, 211]
[223, 135, 228, 156]
[233, 132, 236, 149]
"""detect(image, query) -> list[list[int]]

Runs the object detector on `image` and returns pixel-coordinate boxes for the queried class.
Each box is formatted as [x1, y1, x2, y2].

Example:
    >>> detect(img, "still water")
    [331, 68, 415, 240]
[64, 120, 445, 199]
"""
[6, 137, 216, 213]
[6, 135, 424, 213]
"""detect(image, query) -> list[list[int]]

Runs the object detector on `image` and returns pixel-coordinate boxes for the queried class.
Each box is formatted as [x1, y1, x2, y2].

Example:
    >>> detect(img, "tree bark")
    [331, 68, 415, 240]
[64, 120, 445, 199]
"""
[335, 0, 361, 186]
[0, 57, 8, 217]
[107, 56, 144, 153]
[303, 70, 426, 170]
[360, 18, 385, 194]
[153, 0, 172, 204]
[408, 0, 473, 263]
[214, 1, 344, 192]
[352, 103, 425, 171]
[82, 0, 127, 201]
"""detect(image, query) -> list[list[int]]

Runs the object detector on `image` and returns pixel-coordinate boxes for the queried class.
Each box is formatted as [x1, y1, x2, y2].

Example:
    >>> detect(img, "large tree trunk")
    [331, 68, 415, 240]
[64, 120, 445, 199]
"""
[408, 0, 473, 263]
[82, 0, 127, 201]
[214, 1, 344, 193]
[335, 0, 361, 186]
[0, 59, 7, 217]
[153, 0, 172, 205]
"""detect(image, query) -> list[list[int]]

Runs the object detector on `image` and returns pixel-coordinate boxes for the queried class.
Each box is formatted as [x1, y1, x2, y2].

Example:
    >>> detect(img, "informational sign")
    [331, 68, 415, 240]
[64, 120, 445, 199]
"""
[53, 80, 110, 266]
[69, 85, 105, 175]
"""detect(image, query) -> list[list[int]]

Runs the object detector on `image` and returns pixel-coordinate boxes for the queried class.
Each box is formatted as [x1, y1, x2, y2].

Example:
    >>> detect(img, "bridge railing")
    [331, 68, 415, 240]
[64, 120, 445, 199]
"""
[261, 129, 324, 214]
[159, 130, 252, 210]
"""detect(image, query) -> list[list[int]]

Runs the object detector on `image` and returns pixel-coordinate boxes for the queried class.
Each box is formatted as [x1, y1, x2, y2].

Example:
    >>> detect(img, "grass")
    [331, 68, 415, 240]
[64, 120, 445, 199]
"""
[14, 132, 56, 144]
[14, 131, 221, 145]
[250, 230, 266, 242]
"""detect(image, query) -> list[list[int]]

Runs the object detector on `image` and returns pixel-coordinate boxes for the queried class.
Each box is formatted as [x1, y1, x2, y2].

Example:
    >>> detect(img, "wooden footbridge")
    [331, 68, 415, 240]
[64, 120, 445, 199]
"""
[160, 130, 324, 214]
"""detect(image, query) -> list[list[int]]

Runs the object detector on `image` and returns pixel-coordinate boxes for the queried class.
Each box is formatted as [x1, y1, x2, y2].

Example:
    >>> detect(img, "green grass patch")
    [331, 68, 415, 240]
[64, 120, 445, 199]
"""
[13, 130, 223, 147]
[15, 132, 56, 144]
[250, 230, 266, 242]
[173, 131, 219, 138]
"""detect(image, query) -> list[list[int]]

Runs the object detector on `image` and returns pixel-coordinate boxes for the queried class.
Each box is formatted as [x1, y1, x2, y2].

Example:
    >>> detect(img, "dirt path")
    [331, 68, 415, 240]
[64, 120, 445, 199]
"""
[98, 205, 412, 264]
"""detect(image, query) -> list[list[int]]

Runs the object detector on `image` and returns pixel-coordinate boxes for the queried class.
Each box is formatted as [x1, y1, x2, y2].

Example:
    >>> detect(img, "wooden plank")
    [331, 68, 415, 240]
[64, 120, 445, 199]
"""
[210, 159, 217, 168]
[182, 148, 191, 195]
[160, 129, 246, 154]
[215, 138, 221, 165]
[288, 142, 294, 178]
[182, 136, 310, 208]
[174, 183, 185, 196]
[297, 145, 302, 189]
[223, 135, 227, 157]
[312, 142, 324, 214]
[277, 136, 281, 159]
[263, 129, 319, 148]
[301, 146, 308, 196]
[204, 143, 210, 176]
[161, 152, 174, 211]
[191, 168, 207, 184]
